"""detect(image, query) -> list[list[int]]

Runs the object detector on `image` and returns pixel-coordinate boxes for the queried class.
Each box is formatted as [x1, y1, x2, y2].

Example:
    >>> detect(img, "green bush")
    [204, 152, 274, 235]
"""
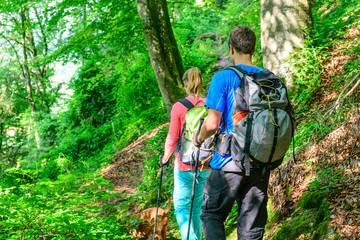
[136, 126, 171, 208]
[36, 112, 61, 148]
[0, 174, 133, 239]
[312, 0, 360, 46]
[41, 159, 61, 180]
[290, 39, 326, 108]
[67, 60, 118, 128]
[0, 167, 39, 190]
[58, 124, 113, 165]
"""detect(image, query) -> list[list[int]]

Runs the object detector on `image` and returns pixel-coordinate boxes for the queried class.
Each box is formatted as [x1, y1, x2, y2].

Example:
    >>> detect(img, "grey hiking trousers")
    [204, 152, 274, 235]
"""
[200, 168, 270, 240]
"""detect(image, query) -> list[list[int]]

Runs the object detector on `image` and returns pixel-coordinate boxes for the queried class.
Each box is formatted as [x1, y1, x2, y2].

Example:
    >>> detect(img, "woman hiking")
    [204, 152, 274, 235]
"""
[160, 67, 211, 240]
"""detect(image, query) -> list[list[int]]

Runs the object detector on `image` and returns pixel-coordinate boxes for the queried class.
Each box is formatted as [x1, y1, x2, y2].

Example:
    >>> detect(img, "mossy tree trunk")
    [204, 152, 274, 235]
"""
[261, 0, 313, 90]
[136, 0, 186, 118]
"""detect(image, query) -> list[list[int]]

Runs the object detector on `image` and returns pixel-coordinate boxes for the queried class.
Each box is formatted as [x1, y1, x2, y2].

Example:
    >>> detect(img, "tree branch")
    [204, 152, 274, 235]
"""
[0, 34, 26, 79]
[324, 71, 360, 118]
[34, 7, 48, 76]
[4, 12, 21, 34]
[11, 91, 30, 101]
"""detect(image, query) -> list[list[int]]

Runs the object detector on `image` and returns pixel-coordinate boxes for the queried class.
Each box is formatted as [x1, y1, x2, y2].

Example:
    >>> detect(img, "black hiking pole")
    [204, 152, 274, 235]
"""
[186, 118, 204, 240]
[153, 153, 167, 240]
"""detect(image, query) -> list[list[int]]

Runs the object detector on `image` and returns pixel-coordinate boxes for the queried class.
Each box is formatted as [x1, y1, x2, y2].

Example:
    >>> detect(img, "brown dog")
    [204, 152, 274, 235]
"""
[132, 193, 172, 240]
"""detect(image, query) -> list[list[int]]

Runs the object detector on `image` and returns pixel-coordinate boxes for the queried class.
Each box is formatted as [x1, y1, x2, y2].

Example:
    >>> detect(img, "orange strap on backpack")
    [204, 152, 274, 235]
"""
[232, 110, 249, 126]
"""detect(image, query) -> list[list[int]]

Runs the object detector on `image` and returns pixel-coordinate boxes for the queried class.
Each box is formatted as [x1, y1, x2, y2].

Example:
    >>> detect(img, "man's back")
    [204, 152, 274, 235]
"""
[205, 64, 263, 170]
[195, 26, 271, 240]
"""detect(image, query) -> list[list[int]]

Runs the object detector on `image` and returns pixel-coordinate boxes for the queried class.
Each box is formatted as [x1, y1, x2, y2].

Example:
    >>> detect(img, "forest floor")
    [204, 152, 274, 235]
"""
[265, 24, 360, 239]
[101, 123, 169, 194]
[266, 109, 360, 239]
[101, 28, 360, 238]
[101, 113, 360, 239]
[101, 123, 169, 215]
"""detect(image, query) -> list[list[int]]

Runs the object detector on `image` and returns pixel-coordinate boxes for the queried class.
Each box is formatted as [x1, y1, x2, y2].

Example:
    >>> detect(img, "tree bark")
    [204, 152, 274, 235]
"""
[136, 0, 186, 117]
[0, 110, 3, 152]
[34, 7, 48, 76]
[260, 0, 313, 90]
[20, 7, 41, 149]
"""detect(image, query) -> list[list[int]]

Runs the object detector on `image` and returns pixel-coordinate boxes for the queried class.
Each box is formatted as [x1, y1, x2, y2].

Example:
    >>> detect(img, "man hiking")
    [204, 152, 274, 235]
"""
[193, 26, 270, 240]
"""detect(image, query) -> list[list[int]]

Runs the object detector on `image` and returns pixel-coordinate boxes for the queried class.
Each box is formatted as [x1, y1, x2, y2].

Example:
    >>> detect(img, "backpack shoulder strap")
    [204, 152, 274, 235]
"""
[175, 99, 194, 153]
[227, 65, 248, 77]
[194, 99, 205, 107]
[226, 66, 248, 89]
[178, 98, 195, 110]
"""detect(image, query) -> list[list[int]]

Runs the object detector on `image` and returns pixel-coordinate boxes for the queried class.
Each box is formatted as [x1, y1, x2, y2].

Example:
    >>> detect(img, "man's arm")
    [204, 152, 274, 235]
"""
[193, 108, 222, 147]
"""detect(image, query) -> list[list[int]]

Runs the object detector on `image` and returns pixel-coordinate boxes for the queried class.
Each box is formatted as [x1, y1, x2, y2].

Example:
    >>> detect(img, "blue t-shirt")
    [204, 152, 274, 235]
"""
[206, 64, 263, 169]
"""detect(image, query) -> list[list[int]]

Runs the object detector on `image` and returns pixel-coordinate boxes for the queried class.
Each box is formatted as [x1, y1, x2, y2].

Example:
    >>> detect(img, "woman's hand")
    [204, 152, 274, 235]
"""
[159, 151, 170, 167]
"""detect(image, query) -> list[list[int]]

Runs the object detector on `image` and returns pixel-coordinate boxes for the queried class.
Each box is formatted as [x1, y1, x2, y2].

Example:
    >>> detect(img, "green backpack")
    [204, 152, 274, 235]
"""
[176, 99, 215, 167]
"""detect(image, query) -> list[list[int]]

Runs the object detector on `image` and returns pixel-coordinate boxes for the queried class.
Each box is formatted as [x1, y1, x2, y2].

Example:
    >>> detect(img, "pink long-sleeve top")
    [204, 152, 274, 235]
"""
[165, 96, 211, 171]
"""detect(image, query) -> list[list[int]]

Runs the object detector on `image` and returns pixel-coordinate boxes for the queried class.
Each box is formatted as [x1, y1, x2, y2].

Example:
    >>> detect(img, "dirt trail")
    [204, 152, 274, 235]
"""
[101, 38, 230, 194]
[101, 123, 169, 194]
[101, 29, 360, 238]
[102, 111, 360, 239]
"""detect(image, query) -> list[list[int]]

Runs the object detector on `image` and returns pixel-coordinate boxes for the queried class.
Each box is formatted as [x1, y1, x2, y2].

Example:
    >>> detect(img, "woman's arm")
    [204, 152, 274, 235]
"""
[161, 103, 182, 164]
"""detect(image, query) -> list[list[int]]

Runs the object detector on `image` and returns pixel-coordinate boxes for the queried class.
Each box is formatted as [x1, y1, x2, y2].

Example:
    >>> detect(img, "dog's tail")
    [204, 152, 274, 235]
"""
[164, 192, 172, 215]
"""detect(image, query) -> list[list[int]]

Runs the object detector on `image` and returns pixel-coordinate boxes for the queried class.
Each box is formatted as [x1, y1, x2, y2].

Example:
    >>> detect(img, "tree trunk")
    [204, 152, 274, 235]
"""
[136, 0, 186, 117]
[260, 0, 313, 90]
[20, 7, 41, 149]
[27, 12, 48, 110]
[0, 110, 3, 152]
[34, 7, 48, 75]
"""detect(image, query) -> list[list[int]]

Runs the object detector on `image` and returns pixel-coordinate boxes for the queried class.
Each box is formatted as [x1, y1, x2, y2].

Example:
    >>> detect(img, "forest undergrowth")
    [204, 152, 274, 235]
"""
[101, 19, 360, 240]
[264, 19, 360, 240]
[111, 5, 360, 239]
[1, 0, 359, 239]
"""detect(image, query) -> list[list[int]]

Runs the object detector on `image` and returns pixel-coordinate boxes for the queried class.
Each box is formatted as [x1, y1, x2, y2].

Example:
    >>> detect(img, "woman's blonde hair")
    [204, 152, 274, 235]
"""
[183, 67, 203, 98]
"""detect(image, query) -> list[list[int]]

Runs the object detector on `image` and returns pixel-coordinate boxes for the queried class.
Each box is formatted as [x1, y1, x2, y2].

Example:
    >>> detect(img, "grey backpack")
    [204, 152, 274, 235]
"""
[228, 66, 295, 176]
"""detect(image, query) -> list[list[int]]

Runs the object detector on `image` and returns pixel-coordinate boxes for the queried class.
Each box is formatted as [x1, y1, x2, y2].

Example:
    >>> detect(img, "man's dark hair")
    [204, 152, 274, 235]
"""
[228, 26, 256, 55]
